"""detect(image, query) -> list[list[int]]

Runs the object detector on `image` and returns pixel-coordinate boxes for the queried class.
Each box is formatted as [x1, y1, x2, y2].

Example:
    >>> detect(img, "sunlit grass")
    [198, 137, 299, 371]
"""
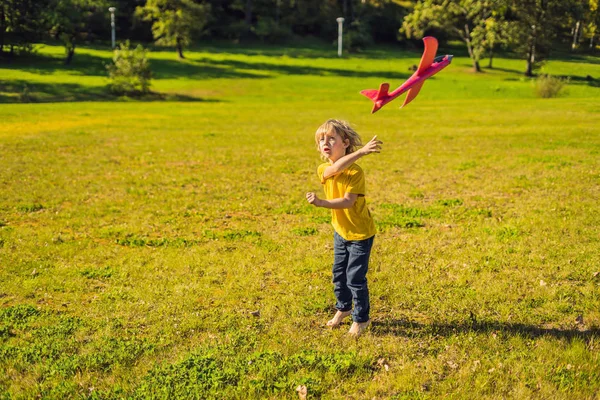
[1, 42, 599, 399]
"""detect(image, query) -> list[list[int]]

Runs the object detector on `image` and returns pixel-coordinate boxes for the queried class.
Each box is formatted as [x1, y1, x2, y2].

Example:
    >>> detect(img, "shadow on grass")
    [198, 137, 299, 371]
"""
[372, 318, 600, 342]
[1, 48, 414, 81]
[0, 79, 217, 104]
[0, 52, 109, 76]
[496, 67, 600, 87]
[185, 57, 412, 80]
[185, 39, 425, 60]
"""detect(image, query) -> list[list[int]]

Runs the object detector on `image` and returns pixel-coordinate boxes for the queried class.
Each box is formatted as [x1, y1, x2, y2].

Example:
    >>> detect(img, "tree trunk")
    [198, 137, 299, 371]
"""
[488, 47, 494, 69]
[65, 46, 75, 65]
[572, 20, 581, 50]
[463, 24, 481, 72]
[525, 22, 537, 77]
[176, 37, 184, 59]
[526, 43, 535, 77]
[591, 34, 595, 50]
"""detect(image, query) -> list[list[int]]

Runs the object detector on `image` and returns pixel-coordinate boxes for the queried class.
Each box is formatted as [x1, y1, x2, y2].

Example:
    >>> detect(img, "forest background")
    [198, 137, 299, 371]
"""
[2, 0, 600, 75]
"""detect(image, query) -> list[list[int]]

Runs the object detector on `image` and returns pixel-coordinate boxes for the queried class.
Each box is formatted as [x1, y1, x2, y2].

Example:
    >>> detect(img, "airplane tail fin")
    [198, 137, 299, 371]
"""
[360, 83, 390, 113]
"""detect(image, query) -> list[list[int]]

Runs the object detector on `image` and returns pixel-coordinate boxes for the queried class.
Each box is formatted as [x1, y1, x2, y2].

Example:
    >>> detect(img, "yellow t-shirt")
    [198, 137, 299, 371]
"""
[318, 162, 376, 241]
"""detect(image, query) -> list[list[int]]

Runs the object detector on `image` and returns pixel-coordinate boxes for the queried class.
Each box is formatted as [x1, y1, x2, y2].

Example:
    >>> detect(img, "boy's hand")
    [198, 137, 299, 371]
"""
[360, 135, 383, 155]
[306, 192, 321, 207]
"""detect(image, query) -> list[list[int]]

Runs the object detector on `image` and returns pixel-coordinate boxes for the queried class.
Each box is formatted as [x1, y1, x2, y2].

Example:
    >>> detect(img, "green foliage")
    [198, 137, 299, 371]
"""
[136, 0, 209, 58]
[134, 349, 373, 399]
[47, 0, 109, 64]
[535, 74, 568, 98]
[106, 41, 152, 96]
[402, 0, 509, 72]
[0, 304, 40, 328]
[507, 0, 567, 76]
[253, 17, 293, 44]
[344, 20, 373, 53]
[16, 203, 43, 213]
[0, 0, 48, 56]
[291, 227, 318, 236]
[80, 266, 113, 279]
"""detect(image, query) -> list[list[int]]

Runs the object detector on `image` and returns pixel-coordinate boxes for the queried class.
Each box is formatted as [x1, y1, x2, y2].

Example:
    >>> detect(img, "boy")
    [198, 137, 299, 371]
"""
[306, 119, 382, 337]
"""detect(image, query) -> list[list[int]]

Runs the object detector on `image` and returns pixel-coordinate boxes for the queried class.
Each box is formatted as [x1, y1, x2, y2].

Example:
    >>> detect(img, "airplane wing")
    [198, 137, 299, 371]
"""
[400, 81, 424, 108]
[416, 36, 438, 74]
[399, 37, 436, 107]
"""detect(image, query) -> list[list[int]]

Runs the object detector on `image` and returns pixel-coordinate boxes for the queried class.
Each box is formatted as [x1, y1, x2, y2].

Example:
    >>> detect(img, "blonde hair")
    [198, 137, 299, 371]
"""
[314, 119, 362, 158]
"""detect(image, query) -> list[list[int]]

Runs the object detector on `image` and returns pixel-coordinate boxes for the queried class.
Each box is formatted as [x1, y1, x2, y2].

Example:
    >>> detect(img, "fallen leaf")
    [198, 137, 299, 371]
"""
[539, 280, 547, 286]
[250, 310, 260, 317]
[576, 315, 584, 325]
[296, 385, 307, 400]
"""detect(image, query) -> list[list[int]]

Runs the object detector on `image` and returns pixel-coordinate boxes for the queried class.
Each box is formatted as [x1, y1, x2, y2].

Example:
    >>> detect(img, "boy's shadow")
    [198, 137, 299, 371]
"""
[371, 318, 599, 341]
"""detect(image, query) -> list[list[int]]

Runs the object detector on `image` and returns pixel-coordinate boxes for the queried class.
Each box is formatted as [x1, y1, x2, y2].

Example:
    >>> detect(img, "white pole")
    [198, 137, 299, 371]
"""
[109, 7, 116, 49]
[336, 17, 344, 57]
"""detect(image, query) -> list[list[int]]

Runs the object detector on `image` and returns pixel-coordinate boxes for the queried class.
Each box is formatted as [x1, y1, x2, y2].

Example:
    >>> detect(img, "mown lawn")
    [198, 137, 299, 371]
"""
[1, 42, 599, 399]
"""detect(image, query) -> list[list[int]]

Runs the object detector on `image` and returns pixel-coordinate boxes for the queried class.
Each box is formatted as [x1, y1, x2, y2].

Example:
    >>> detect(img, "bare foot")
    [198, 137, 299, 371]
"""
[348, 320, 371, 337]
[326, 310, 352, 328]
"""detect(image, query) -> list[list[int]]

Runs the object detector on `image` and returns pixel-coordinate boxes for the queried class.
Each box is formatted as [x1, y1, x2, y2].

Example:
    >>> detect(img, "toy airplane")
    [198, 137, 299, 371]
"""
[361, 36, 453, 113]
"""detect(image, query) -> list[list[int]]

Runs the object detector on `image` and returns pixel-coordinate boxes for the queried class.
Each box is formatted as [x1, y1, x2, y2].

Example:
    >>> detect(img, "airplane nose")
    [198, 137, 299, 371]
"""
[447, 55, 454, 62]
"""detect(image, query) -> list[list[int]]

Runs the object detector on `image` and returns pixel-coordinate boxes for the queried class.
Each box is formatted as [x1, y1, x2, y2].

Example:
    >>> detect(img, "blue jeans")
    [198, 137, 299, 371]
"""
[332, 232, 374, 323]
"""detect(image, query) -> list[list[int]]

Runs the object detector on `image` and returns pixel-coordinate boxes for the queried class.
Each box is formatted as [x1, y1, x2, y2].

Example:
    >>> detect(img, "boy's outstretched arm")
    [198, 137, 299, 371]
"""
[306, 192, 358, 209]
[322, 135, 382, 180]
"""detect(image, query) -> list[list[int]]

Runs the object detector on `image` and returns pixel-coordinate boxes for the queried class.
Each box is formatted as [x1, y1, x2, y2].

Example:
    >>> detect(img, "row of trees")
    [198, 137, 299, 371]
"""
[1, 0, 599, 75]
[403, 0, 600, 76]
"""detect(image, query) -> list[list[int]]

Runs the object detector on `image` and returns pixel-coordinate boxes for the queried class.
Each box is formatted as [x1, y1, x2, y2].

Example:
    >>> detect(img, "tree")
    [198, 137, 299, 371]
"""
[507, 0, 565, 76]
[47, 0, 108, 64]
[402, 0, 507, 72]
[583, 0, 600, 50]
[136, 0, 209, 59]
[472, 11, 511, 68]
[0, 0, 49, 57]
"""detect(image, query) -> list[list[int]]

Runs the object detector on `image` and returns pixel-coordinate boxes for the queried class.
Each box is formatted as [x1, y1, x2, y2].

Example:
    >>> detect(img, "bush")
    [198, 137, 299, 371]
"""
[343, 20, 373, 53]
[535, 74, 567, 98]
[106, 41, 152, 96]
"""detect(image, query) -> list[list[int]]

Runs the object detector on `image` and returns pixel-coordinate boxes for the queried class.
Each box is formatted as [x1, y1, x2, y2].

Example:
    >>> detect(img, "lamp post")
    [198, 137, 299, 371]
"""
[109, 7, 116, 49]
[336, 17, 344, 57]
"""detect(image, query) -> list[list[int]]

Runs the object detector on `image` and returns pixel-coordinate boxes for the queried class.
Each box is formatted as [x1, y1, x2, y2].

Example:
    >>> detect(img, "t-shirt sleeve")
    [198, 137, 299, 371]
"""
[346, 166, 366, 195]
[317, 163, 328, 184]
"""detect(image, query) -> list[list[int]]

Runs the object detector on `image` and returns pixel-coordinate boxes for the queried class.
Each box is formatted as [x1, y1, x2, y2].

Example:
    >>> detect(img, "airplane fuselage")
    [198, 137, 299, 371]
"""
[373, 55, 453, 111]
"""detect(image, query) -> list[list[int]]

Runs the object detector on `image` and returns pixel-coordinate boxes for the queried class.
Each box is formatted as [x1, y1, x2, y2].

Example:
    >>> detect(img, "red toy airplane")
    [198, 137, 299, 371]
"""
[361, 36, 453, 113]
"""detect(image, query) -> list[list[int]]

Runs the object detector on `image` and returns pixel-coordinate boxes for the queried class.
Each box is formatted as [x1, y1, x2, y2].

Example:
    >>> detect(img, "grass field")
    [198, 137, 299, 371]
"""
[1, 41, 600, 399]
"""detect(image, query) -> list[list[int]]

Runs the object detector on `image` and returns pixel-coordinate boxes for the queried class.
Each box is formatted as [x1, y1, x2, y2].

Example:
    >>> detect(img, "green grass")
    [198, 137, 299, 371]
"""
[1, 42, 599, 399]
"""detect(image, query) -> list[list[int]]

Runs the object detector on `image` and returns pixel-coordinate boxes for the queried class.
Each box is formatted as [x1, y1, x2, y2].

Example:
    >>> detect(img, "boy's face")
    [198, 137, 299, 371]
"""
[318, 129, 349, 162]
